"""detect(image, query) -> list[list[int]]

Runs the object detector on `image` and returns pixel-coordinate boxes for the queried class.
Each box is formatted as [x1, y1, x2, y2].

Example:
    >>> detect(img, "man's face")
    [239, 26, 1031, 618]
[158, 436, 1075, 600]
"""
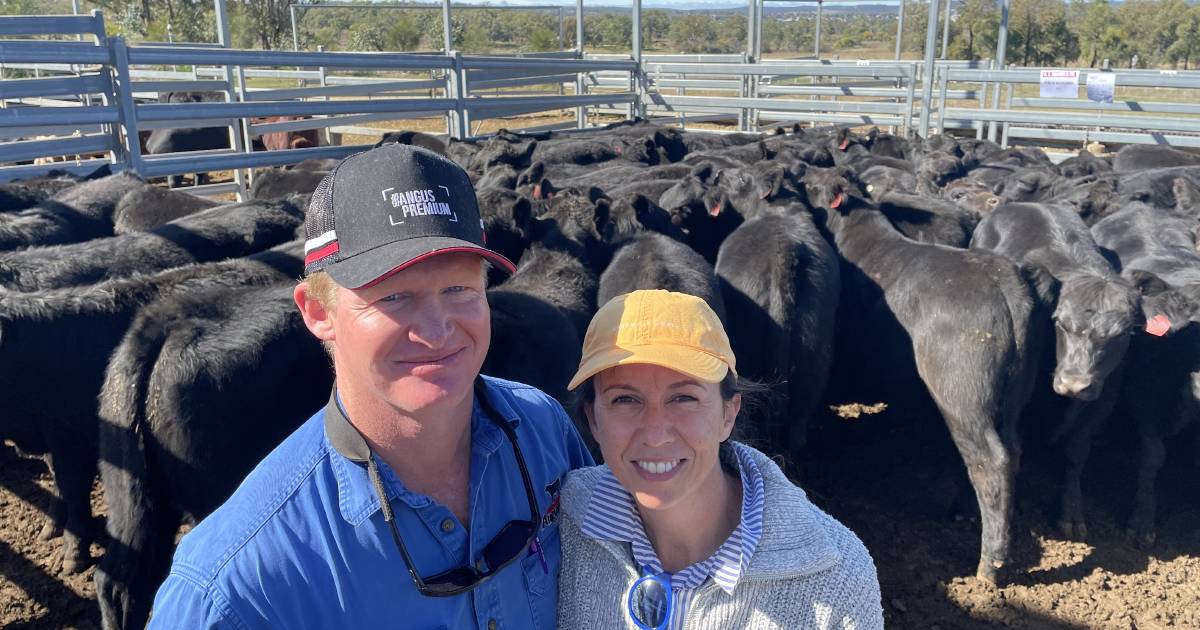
[307, 253, 490, 416]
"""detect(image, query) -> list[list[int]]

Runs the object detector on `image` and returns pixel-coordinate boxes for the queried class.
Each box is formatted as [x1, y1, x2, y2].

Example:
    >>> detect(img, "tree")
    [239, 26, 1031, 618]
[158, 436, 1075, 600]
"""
[527, 26, 558, 52]
[668, 13, 717, 53]
[950, 0, 999, 61]
[386, 15, 421, 52]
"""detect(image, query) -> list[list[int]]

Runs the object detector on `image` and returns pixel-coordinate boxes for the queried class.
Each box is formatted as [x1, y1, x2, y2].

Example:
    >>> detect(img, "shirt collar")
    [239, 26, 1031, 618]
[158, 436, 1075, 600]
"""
[324, 378, 518, 526]
[579, 442, 766, 595]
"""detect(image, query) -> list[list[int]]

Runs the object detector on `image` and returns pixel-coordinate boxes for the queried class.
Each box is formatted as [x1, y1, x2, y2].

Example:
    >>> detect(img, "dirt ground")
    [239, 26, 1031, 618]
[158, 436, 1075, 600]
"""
[2, 403, 1196, 629]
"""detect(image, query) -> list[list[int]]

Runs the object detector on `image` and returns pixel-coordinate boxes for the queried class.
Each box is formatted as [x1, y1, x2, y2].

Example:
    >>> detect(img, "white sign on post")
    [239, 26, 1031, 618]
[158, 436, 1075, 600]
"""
[1087, 72, 1115, 103]
[1040, 70, 1080, 98]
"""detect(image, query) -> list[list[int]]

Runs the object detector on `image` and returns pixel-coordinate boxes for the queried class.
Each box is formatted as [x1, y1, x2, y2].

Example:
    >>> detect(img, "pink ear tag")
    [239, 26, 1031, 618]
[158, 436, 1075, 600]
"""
[708, 202, 722, 217]
[1146, 314, 1171, 337]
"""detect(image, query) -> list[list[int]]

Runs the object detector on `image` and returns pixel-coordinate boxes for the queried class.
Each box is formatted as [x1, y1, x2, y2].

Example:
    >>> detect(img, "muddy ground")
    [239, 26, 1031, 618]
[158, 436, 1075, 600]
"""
[3, 404, 1196, 629]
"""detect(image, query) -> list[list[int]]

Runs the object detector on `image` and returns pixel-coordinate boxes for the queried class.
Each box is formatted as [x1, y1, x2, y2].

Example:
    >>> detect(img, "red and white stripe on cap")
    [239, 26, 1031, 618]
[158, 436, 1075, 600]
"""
[304, 230, 339, 266]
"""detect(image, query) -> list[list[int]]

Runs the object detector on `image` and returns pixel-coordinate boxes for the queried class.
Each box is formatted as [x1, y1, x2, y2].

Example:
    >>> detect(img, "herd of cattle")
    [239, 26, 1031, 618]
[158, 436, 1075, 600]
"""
[2, 119, 1200, 629]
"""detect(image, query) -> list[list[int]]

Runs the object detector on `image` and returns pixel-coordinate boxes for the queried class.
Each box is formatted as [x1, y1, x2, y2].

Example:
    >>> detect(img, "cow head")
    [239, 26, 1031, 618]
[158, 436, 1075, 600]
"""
[801, 166, 863, 215]
[530, 186, 609, 270]
[1050, 271, 1141, 401]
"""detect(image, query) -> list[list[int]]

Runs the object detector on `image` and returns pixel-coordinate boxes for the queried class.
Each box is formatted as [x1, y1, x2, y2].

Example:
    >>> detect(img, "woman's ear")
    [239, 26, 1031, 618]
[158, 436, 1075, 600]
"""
[583, 400, 598, 433]
[721, 393, 741, 441]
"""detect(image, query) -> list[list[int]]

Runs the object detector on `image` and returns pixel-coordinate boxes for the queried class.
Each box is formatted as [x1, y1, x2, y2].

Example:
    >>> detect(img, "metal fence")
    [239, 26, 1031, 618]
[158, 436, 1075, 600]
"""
[7, 12, 1200, 194]
[0, 12, 636, 196]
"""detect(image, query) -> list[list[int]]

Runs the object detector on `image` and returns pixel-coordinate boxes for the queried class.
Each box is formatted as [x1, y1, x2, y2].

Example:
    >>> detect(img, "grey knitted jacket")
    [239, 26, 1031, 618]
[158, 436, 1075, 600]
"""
[556, 445, 884, 629]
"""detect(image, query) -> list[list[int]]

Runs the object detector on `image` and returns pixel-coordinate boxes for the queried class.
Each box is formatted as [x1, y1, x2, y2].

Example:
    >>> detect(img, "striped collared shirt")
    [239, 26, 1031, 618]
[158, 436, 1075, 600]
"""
[580, 442, 766, 630]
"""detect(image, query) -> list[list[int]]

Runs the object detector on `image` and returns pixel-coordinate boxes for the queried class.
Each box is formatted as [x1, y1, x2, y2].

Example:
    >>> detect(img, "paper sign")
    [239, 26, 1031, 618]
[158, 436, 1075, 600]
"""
[1087, 72, 1115, 104]
[1145, 314, 1171, 337]
[1040, 70, 1080, 98]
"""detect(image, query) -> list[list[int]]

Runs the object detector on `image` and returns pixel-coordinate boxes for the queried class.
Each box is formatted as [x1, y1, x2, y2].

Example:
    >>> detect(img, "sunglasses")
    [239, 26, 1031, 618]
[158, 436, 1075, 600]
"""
[365, 380, 544, 598]
[627, 566, 673, 630]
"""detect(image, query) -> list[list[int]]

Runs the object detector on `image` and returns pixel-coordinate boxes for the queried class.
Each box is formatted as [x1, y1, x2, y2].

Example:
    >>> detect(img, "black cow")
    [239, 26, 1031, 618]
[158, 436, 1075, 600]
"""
[112, 185, 219, 234]
[875, 190, 980, 247]
[0, 197, 303, 291]
[597, 231, 726, 321]
[1113, 144, 1200, 172]
[95, 280, 330, 630]
[1090, 203, 1200, 544]
[803, 166, 1039, 583]
[715, 208, 841, 458]
[970, 201, 1142, 538]
[0, 172, 82, 212]
[250, 168, 330, 200]
[0, 242, 302, 576]
[0, 172, 150, 251]
[146, 92, 231, 188]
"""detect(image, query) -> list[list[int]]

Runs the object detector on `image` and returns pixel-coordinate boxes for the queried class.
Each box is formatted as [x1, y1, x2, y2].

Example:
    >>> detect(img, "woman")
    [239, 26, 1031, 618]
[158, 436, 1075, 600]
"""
[557, 289, 883, 629]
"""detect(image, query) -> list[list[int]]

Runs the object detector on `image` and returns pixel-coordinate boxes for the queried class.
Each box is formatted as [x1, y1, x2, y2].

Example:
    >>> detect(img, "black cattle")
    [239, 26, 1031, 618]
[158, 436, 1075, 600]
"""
[1090, 204, 1200, 544]
[1058, 151, 1113, 179]
[970, 202, 1142, 538]
[0, 172, 150, 251]
[658, 170, 745, 263]
[374, 130, 448, 156]
[0, 242, 302, 577]
[475, 187, 534, 285]
[597, 231, 726, 320]
[803, 166, 1039, 583]
[465, 133, 537, 176]
[0, 197, 302, 291]
[943, 179, 1003, 216]
[145, 127, 231, 188]
[498, 244, 597, 344]
[476, 163, 519, 190]
[1109, 166, 1200, 214]
[715, 208, 840, 457]
[95, 281, 330, 630]
[0, 172, 81, 212]
[1113, 144, 1200, 172]
[484, 288, 581, 406]
[866, 128, 912, 160]
[874, 190, 980, 248]
[112, 185, 219, 234]
[249, 168, 330, 200]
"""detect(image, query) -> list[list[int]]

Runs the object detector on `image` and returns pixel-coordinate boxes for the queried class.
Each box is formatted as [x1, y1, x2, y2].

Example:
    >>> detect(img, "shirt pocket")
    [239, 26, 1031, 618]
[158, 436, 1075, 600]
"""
[522, 521, 561, 629]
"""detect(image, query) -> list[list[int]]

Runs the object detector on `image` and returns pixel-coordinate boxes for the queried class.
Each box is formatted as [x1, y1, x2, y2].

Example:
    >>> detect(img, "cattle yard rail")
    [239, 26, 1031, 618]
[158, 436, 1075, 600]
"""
[7, 13, 1200, 195]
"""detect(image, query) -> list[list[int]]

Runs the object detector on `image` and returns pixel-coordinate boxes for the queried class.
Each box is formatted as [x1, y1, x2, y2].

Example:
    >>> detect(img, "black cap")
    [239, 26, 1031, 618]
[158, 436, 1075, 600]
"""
[303, 143, 516, 289]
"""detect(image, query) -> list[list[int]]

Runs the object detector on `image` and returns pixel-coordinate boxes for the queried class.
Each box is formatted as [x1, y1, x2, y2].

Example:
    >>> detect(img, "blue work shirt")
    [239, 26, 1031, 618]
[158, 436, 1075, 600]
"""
[148, 375, 593, 630]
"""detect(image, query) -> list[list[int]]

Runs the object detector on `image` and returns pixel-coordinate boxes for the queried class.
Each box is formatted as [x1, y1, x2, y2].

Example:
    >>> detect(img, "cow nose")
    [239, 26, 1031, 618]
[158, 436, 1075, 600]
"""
[1053, 373, 1097, 400]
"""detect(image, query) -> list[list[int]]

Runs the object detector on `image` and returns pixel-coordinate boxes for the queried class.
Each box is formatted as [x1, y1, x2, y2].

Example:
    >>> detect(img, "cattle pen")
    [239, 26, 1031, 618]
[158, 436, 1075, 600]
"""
[7, 2, 1200, 198]
[2, 4, 1200, 629]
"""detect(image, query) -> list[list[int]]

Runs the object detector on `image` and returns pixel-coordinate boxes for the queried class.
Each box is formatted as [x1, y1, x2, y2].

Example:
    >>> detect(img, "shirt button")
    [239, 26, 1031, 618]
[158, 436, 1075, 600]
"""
[440, 518, 455, 533]
[487, 619, 497, 630]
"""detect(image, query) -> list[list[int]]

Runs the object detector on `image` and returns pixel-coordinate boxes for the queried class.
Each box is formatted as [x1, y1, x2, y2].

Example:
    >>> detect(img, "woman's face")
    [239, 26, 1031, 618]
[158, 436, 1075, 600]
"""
[586, 363, 739, 513]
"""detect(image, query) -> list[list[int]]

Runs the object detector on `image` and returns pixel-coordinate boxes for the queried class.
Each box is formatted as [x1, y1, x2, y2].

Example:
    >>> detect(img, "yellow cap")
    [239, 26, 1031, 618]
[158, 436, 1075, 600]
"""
[567, 289, 736, 391]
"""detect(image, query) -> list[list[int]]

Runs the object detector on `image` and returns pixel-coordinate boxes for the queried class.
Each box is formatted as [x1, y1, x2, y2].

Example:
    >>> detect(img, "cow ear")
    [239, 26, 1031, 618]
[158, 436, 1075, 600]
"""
[1019, 263, 1060, 308]
[1129, 270, 1169, 297]
[690, 163, 713, 182]
[512, 197, 533, 237]
[1173, 177, 1200, 219]
[773, 126, 785, 135]
[593, 197, 612, 235]
[587, 186, 607, 204]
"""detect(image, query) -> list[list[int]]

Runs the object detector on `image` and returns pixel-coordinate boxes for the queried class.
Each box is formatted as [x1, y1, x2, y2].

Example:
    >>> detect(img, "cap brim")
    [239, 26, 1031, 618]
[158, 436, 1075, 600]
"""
[326, 236, 516, 289]
[567, 344, 731, 391]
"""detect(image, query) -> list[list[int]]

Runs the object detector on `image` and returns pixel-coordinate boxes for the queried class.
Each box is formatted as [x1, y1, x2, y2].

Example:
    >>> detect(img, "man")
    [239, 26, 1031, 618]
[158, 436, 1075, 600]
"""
[148, 143, 593, 629]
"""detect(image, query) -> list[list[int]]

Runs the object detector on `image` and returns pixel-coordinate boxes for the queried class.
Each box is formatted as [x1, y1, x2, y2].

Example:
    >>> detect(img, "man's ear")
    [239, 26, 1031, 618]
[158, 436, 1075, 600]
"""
[294, 282, 336, 342]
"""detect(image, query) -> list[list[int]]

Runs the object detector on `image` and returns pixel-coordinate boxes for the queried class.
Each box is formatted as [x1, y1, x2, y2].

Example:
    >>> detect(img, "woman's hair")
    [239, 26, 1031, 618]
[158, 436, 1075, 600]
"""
[573, 369, 775, 467]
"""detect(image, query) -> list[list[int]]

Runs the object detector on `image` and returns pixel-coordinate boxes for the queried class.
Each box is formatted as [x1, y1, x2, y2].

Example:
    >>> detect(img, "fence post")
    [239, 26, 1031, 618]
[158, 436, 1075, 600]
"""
[936, 64, 949, 136]
[106, 36, 143, 175]
[447, 50, 468, 140]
